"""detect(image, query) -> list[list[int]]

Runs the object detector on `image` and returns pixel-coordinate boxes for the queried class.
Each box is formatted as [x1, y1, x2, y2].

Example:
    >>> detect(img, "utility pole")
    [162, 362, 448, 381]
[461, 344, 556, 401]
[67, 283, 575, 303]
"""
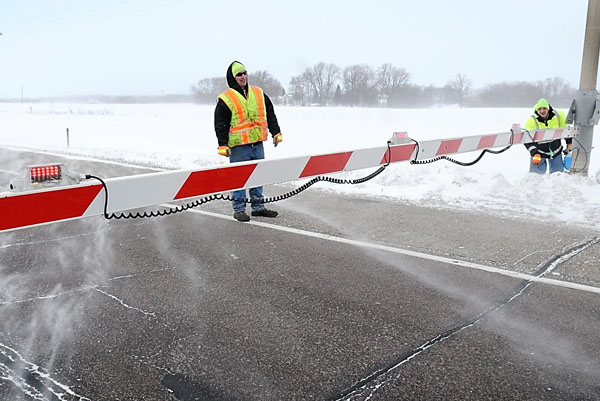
[569, 0, 600, 175]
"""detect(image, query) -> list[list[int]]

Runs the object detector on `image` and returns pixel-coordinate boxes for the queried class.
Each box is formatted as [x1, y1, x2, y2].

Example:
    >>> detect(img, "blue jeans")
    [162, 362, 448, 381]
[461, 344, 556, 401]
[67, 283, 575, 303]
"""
[529, 154, 564, 174]
[229, 142, 266, 212]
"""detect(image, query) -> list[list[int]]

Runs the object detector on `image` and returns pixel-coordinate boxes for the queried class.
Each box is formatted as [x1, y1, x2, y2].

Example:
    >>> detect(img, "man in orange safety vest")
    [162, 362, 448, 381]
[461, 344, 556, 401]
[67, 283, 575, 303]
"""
[214, 61, 283, 222]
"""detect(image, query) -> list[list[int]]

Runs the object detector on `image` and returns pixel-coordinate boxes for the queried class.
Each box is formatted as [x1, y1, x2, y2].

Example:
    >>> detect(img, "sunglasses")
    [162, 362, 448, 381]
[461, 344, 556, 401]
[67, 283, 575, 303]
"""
[235, 71, 247, 77]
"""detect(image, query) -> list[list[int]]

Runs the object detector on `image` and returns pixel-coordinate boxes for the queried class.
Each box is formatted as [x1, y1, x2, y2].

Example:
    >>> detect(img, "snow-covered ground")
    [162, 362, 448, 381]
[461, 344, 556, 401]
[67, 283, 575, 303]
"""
[1, 102, 599, 230]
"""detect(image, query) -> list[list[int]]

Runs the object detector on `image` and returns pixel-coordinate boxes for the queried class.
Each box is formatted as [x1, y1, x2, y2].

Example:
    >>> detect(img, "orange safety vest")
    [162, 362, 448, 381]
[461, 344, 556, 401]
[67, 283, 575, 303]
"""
[218, 86, 268, 148]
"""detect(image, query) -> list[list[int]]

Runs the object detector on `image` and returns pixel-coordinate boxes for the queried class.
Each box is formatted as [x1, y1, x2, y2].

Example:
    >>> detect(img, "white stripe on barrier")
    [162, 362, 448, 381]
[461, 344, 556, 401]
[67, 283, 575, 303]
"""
[456, 136, 476, 153]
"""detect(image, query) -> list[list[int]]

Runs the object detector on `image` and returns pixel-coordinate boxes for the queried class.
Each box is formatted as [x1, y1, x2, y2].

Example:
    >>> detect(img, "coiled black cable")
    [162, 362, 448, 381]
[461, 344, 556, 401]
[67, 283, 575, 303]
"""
[567, 136, 589, 173]
[409, 131, 515, 166]
[87, 141, 393, 220]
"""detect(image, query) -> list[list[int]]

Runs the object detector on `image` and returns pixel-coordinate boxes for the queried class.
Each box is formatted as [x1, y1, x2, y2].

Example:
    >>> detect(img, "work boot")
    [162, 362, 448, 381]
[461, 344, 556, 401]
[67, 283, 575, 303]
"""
[233, 211, 250, 222]
[251, 208, 278, 218]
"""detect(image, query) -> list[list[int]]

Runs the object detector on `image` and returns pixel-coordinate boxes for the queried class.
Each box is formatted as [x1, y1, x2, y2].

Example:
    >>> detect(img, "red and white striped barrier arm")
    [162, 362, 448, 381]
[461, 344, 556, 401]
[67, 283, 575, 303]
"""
[411, 126, 575, 159]
[0, 126, 575, 232]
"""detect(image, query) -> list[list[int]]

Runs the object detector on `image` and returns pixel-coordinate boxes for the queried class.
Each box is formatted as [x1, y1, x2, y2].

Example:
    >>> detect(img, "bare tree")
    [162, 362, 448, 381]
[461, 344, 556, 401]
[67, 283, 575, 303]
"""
[474, 77, 575, 108]
[191, 77, 227, 103]
[447, 74, 471, 107]
[303, 62, 341, 106]
[341, 64, 378, 106]
[540, 77, 569, 99]
[377, 63, 411, 99]
[538, 77, 575, 106]
[249, 70, 284, 103]
[289, 75, 312, 106]
[342, 65, 362, 106]
[476, 81, 541, 107]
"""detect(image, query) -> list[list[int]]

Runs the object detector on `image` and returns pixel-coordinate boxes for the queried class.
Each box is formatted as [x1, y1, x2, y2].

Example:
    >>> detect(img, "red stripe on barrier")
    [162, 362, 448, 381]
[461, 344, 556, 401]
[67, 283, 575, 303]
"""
[437, 139, 462, 155]
[381, 144, 417, 164]
[300, 152, 352, 177]
[513, 132, 524, 143]
[533, 130, 546, 141]
[175, 164, 257, 199]
[477, 135, 497, 149]
[0, 185, 103, 231]
[553, 129, 563, 139]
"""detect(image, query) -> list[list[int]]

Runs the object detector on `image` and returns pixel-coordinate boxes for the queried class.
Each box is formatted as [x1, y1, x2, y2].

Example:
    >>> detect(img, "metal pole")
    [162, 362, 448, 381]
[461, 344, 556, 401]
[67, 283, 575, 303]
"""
[66, 128, 70, 148]
[580, 1, 600, 90]
[572, 0, 600, 175]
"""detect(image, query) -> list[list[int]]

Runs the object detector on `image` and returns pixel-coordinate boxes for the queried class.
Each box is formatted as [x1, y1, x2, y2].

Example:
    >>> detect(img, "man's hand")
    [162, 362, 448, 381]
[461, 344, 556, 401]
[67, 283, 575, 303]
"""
[218, 146, 231, 157]
[563, 143, 573, 155]
[273, 133, 282, 147]
[532, 154, 542, 165]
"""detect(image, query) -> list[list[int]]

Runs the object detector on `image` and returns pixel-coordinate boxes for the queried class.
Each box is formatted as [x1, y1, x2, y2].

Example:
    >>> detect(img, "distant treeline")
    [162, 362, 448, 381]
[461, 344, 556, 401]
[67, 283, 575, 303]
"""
[1, 62, 576, 108]
[0, 94, 196, 104]
[191, 62, 576, 109]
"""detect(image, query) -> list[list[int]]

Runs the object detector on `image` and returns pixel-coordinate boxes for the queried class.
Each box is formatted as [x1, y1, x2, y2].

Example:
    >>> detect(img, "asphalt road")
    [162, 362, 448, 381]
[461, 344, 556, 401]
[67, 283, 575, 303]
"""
[0, 148, 599, 400]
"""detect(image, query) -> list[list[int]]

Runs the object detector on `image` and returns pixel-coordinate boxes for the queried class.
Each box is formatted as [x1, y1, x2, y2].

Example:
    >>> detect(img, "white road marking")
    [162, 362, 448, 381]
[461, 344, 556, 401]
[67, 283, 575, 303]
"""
[171, 206, 600, 296]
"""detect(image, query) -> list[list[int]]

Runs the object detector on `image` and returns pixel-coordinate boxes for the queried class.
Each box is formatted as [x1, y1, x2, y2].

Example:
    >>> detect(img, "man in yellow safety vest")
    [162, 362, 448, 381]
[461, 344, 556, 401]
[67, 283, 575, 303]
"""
[524, 98, 571, 174]
[214, 61, 283, 222]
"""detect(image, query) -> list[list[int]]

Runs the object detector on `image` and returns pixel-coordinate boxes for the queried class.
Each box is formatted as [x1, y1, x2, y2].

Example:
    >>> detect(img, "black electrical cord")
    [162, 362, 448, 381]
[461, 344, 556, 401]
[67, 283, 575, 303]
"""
[408, 127, 584, 171]
[567, 136, 589, 173]
[409, 131, 515, 166]
[86, 141, 393, 220]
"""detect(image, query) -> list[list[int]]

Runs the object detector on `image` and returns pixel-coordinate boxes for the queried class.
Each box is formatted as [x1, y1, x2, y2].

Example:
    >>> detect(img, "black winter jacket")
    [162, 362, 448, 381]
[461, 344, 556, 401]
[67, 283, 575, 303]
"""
[214, 63, 281, 147]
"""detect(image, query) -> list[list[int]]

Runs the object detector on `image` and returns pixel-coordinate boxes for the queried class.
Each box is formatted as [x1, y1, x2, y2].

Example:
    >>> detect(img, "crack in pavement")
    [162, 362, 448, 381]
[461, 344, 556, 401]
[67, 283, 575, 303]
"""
[330, 236, 600, 401]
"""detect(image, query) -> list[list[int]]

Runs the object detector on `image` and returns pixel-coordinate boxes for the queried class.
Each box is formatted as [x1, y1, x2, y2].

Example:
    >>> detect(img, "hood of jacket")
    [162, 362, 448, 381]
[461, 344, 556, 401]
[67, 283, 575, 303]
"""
[226, 61, 247, 95]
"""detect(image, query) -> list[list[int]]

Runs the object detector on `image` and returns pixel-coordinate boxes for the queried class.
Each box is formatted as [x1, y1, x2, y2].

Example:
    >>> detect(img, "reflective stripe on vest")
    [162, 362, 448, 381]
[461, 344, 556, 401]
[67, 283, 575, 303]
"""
[218, 86, 268, 148]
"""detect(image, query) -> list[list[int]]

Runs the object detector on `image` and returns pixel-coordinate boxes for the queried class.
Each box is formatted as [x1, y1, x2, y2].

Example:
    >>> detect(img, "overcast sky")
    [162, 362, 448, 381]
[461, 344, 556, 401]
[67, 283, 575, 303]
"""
[0, 0, 591, 98]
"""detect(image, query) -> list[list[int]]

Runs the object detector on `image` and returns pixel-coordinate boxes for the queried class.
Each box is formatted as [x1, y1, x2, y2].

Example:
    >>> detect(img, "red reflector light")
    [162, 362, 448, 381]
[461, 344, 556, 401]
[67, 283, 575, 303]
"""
[30, 165, 62, 183]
